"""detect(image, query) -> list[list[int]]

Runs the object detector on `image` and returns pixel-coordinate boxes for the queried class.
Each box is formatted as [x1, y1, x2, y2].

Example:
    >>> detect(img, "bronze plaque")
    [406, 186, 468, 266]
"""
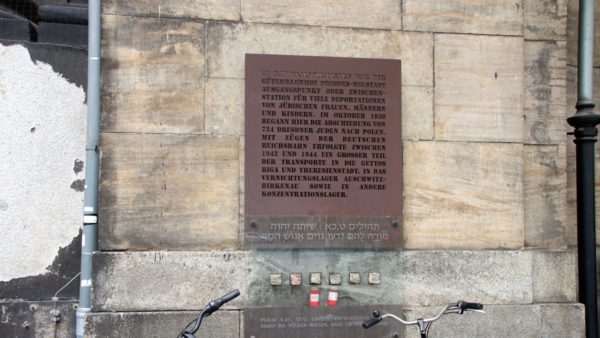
[245, 54, 402, 249]
[244, 305, 403, 338]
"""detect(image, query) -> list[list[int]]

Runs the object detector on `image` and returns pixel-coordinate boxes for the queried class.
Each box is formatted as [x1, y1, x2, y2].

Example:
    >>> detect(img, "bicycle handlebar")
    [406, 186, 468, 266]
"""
[362, 311, 382, 328]
[205, 289, 240, 316]
[457, 301, 483, 313]
[178, 289, 241, 338]
[362, 301, 484, 330]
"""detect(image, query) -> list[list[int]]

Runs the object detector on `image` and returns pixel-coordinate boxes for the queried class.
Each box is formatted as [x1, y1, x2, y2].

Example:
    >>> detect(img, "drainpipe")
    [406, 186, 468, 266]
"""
[76, 0, 100, 337]
[567, 0, 599, 337]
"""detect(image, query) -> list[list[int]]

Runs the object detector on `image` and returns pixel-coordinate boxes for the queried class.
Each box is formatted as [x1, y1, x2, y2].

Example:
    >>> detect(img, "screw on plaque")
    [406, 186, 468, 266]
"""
[250, 220, 257, 227]
[392, 220, 400, 228]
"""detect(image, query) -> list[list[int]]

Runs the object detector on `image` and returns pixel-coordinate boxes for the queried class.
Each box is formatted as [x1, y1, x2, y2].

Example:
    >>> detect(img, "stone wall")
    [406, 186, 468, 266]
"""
[89, 1, 588, 337]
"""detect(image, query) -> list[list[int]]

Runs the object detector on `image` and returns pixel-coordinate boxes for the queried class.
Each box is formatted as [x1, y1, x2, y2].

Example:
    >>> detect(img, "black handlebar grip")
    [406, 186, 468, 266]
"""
[206, 289, 241, 316]
[218, 289, 240, 305]
[458, 301, 483, 311]
[362, 311, 382, 329]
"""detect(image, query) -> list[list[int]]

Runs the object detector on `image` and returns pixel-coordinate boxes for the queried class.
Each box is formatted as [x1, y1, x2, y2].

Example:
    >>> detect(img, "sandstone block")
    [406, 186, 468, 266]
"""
[524, 0, 567, 40]
[524, 40, 567, 145]
[524, 145, 567, 249]
[103, 0, 240, 21]
[565, 153, 577, 246]
[434, 34, 523, 143]
[241, 0, 401, 30]
[102, 15, 205, 134]
[403, 141, 524, 249]
[531, 250, 577, 302]
[403, 0, 522, 36]
[98, 133, 240, 250]
[402, 86, 434, 140]
[207, 23, 433, 86]
[205, 78, 244, 135]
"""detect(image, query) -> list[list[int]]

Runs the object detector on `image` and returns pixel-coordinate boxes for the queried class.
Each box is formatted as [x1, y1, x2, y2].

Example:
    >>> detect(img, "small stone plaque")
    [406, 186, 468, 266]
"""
[244, 305, 403, 338]
[328, 273, 342, 285]
[290, 273, 303, 286]
[349, 272, 361, 285]
[269, 273, 283, 286]
[368, 272, 381, 285]
[244, 54, 402, 249]
[309, 272, 322, 285]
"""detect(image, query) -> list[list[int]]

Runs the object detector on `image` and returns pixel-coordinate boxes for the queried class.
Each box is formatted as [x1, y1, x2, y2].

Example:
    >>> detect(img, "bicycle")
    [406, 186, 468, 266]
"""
[176, 289, 240, 338]
[362, 301, 484, 338]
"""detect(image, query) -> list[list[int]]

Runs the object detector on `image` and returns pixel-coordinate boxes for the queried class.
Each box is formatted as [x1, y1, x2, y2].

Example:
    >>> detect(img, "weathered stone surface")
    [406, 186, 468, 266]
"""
[524, 0, 567, 40]
[103, 0, 240, 21]
[92, 250, 561, 311]
[402, 86, 434, 140]
[402, 0, 522, 36]
[98, 133, 239, 250]
[532, 250, 577, 302]
[566, 0, 600, 67]
[241, 0, 401, 30]
[86, 310, 240, 338]
[524, 145, 568, 249]
[102, 15, 205, 134]
[403, 141, 524, 250]
[402, 304, 584, 338]
[93, 251, 248, 311]
[0, 301, 77, 338]
[537, 304, 585, 338]
[207, 23, 433, 86]
[396, 251, 531, 305]
[524, 40, 567, 145]
[565, 67, 576, 157]
[434, 34, 524, 143]
[564, 66, 577, 246]
[205, 78, 244, 135]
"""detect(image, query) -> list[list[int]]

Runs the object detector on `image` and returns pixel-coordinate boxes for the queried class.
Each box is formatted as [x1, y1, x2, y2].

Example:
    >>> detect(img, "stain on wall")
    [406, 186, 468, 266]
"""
[0, 231, 81, 301]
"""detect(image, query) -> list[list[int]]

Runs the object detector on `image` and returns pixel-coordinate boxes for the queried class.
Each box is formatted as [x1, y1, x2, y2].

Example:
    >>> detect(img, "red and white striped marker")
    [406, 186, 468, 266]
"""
[327, 287, 338, 307]
[309, 287, 320, 307]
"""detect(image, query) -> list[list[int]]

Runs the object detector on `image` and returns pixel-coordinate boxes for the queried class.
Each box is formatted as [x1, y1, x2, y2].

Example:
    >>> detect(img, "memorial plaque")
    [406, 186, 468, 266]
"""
[244, 305, 404, 338]
[245, 54, 402, 249]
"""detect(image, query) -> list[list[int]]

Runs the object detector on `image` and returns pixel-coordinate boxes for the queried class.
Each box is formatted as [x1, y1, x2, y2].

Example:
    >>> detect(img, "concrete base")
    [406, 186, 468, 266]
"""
[92, 250, 577, 311]
[403, 304, 584, 338]
[85, 310, 239, 338]
[84, 304, 583, 338]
